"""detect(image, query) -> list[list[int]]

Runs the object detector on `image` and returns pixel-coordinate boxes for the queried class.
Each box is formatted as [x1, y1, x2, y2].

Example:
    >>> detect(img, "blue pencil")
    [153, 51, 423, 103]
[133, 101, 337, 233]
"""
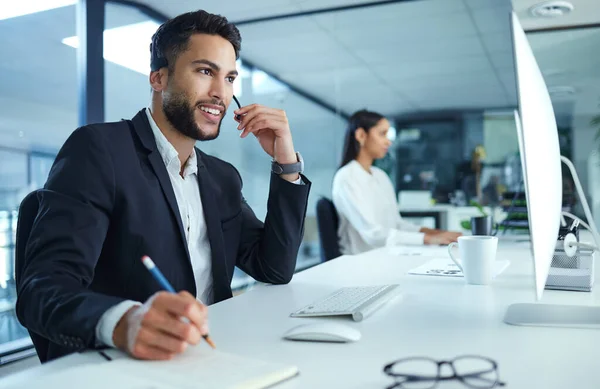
[141, 255, 215, 349]
[141, 255, 176, 293]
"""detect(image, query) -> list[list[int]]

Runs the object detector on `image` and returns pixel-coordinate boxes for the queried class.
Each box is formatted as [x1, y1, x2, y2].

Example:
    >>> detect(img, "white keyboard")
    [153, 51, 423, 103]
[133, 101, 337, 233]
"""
[290, 285, 402, 322]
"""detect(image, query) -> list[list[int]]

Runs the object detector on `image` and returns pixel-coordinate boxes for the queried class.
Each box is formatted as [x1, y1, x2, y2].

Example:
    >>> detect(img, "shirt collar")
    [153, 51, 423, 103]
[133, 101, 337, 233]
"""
[350, 160, 372, 176]
[145, 108, 197, 177]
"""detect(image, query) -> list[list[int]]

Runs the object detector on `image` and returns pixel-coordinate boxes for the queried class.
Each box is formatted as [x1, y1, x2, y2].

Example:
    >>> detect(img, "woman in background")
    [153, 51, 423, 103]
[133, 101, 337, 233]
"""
[332, 110, 461, 255]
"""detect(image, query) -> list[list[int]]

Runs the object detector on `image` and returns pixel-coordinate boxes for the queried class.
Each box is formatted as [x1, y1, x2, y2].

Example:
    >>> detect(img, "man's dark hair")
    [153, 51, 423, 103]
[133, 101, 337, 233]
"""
[150, 10, 241, 72]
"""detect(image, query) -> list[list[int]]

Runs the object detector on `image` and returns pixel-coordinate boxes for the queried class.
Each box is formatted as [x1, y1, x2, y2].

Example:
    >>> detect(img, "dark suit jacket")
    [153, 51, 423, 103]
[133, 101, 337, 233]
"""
[16, 109, 311, 362]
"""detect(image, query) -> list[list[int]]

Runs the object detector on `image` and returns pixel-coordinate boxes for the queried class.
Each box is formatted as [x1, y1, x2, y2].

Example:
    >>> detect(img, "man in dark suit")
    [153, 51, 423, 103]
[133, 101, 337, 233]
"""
[16, 10, 310, 362]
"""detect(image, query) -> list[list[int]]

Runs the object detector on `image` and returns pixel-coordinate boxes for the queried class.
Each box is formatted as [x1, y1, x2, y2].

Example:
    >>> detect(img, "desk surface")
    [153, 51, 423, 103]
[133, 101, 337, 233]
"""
[2, 241, 600, 388]
[398, 204, 455, 212]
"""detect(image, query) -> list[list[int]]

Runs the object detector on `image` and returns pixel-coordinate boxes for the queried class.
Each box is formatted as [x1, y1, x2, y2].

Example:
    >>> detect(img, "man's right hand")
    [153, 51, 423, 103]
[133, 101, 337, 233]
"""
[112, 291, 208, 360]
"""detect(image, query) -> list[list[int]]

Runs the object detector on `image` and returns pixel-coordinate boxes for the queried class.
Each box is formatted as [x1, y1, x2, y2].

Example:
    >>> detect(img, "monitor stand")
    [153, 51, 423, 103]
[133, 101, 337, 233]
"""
[504, 303, 600, 329]
[504, 156, 600, 329]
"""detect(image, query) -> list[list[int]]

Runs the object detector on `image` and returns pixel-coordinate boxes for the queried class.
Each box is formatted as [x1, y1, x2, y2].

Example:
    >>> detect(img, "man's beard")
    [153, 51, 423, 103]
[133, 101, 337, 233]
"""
[163, 90, 224, 141]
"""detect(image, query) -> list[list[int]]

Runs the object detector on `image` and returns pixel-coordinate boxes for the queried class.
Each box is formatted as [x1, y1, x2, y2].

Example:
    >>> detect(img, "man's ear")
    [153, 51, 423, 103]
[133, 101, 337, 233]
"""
[149, 69, 168, 92]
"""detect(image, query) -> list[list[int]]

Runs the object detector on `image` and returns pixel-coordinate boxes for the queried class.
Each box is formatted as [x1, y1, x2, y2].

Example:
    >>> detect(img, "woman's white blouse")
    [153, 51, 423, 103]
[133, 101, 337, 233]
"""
[332, 160, 425, 255]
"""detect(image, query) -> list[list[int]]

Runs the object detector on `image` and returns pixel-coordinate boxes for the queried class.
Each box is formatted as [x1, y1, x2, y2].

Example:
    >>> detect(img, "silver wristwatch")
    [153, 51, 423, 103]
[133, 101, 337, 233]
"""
[271, 152, 304, 175]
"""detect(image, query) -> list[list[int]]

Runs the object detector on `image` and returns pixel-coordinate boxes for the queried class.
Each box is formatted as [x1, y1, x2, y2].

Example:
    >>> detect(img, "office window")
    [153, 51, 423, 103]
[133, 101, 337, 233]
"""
[101, 3, 160, 122]
[29, 153, 56, 190]
[0, 150, 28, 210]
[0, 148, 23, 304]
[394, 120, 463, 199]
[0, 2, 75, 357]
[526, 27, 599, 219]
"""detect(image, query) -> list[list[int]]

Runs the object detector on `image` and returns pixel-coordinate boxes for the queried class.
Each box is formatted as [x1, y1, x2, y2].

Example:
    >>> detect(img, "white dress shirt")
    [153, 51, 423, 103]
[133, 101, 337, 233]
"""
[332, 160, 424, 255]
[95, 108, 213, 346]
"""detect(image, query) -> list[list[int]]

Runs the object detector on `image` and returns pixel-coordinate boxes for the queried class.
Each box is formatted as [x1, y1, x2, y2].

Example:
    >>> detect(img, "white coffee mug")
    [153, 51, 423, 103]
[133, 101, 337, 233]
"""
[447, 236, 498, 285]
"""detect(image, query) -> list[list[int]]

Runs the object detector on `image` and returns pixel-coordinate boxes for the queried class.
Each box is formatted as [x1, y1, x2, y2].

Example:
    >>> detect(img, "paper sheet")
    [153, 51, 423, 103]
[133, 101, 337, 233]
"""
[1, 350, 298, 389]
[408, 258, 510, 278]
[115, 348, 298, 389]
[0, 364, 173, 389]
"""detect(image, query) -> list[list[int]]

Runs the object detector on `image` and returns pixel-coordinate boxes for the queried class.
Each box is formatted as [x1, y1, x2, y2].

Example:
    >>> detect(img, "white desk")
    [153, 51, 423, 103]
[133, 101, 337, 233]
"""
[2, 241, 600, 388]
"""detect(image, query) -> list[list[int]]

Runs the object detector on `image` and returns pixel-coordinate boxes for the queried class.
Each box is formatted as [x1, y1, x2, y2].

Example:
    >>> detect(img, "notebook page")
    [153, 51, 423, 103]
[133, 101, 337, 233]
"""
[0, 364, 179, 389]
[114, 349, 298, 389]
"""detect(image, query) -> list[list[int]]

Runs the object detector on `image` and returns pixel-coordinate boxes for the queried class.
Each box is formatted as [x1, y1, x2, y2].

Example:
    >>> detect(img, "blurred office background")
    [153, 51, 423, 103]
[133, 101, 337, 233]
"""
[1, 0, 599, 368]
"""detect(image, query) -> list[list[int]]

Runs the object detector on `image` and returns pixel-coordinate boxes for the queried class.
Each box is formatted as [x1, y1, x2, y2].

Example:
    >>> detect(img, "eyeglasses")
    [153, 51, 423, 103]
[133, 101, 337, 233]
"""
[383, 355, 506, 389]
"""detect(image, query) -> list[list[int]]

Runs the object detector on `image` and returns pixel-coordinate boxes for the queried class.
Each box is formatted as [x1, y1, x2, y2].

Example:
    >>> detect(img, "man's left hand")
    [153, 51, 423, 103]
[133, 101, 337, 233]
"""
[235, 104, 299, 182]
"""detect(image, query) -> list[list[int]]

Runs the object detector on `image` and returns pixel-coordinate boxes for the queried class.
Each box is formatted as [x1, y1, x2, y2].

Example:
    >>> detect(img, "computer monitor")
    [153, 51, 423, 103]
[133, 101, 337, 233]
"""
[510, 12, 563, 301]
[503, 12, 600, 328]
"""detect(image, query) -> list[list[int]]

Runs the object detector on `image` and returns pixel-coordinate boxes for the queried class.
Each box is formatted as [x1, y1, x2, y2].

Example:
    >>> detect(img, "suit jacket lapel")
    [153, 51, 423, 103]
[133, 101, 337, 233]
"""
[147, 152, 191, 260]
[195, 149, 231, 302]
[130, 110, 193, 274]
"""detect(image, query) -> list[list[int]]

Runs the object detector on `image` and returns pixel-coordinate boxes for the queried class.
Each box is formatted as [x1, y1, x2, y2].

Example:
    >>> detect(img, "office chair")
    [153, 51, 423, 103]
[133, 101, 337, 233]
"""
[15, 189, 49, 362]
[316, 197, 342, 262]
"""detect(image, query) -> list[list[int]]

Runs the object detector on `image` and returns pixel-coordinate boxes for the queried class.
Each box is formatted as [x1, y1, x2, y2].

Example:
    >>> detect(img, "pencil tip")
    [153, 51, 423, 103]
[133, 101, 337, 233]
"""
[204, 335, 216, 349]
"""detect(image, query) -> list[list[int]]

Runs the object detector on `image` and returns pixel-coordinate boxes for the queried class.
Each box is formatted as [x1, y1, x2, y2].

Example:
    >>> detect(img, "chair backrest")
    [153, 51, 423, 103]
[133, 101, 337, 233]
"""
[316, 197, 341, 262]
[15, 190, 49, 362]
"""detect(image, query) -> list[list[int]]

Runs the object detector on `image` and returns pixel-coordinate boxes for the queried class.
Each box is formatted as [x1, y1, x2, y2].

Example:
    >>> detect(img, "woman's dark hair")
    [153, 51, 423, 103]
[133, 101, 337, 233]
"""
[339, 109, 386, 168]
[150, 10, 242, 73]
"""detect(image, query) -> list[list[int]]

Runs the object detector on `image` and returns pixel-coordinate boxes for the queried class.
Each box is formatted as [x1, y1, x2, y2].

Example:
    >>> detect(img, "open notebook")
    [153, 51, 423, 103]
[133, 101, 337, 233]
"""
[2, 349, 298, 389]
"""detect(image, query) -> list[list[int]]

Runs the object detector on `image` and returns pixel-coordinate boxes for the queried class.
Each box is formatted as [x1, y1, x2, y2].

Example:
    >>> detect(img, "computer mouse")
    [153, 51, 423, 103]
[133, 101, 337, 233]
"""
[282, 322, 361, 343]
